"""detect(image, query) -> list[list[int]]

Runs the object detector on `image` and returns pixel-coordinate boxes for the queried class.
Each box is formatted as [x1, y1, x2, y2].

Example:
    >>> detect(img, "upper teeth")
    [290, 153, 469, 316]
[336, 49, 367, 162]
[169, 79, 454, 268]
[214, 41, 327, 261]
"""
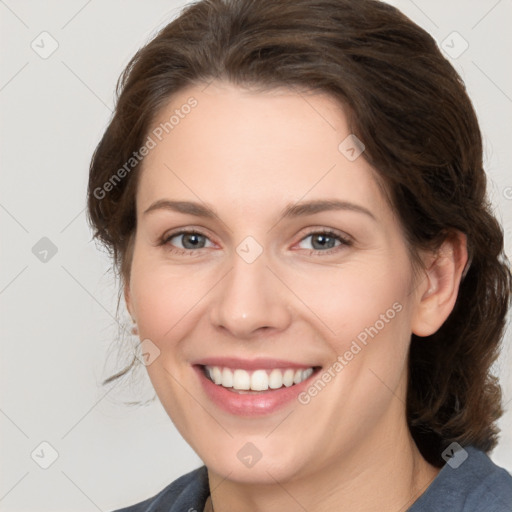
[205, 366, 314, 391]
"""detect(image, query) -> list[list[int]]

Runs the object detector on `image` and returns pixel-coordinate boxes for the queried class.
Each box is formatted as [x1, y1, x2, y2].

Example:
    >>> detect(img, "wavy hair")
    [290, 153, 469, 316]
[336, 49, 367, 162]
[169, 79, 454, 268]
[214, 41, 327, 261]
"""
[87, 0, 511, 466]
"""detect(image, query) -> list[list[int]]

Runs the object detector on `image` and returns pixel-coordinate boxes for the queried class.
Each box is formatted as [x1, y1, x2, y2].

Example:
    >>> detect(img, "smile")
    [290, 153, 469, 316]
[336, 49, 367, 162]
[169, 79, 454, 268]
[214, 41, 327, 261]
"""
[204, 365, 315, 392]
[193, 359, 322, 416]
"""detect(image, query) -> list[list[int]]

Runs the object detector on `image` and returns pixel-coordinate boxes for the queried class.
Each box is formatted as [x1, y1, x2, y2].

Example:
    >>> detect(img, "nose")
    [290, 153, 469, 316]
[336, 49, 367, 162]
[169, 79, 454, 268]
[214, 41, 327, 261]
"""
[209, 247, 293, 340]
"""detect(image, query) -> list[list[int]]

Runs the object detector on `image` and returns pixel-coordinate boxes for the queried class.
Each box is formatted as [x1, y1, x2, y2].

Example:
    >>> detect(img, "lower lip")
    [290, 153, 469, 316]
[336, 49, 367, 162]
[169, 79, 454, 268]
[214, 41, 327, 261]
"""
[194, 366, 319, 416]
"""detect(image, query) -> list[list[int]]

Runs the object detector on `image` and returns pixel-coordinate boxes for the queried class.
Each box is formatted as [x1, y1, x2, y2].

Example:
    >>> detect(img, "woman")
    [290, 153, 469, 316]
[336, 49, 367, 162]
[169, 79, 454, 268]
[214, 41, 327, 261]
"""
[87, 0, 512, 510]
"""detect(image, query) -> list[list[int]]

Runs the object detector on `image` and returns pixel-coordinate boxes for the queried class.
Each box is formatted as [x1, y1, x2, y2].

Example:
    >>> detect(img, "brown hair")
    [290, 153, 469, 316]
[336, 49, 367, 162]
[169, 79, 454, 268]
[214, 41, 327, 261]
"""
[87, 0, 511, 466]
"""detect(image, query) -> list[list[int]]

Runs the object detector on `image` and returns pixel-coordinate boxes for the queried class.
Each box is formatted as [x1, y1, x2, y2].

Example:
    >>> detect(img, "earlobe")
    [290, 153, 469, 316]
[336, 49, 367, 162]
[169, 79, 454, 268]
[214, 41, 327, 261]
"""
[124, 283, 139, 335]
[411, 231, 468, 337]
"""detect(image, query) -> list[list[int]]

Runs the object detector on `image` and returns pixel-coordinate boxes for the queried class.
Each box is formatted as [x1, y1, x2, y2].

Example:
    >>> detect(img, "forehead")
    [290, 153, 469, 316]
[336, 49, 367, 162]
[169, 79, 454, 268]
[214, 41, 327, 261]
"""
[136, 81, 386, 220]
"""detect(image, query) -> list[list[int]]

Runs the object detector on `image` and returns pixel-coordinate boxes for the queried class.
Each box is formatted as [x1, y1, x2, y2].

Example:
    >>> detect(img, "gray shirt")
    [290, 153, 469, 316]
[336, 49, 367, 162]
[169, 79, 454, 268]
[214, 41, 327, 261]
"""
[113, 445, 512, 511]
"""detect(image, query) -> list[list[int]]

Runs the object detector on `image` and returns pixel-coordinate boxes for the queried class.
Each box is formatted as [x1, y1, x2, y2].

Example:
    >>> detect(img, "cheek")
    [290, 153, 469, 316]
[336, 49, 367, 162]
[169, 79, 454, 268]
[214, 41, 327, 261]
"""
[127, 251, 211, 430]
[286, 258, 414, 415]
[290, 273, 413, 459]
[129, 250, 212, 344]
[283, 258, 412, 347]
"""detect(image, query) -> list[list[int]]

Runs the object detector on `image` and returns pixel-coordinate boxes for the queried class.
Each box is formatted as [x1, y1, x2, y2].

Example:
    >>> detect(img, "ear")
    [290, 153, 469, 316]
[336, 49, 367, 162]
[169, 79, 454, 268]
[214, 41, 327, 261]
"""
[124, 283, 139, 336]
[411, 231, 468, 337]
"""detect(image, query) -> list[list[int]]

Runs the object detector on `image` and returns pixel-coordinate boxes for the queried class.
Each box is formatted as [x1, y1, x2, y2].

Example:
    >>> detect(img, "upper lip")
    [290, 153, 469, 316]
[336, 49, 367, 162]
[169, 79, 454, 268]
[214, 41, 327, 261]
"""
[192, 357, 320, 371]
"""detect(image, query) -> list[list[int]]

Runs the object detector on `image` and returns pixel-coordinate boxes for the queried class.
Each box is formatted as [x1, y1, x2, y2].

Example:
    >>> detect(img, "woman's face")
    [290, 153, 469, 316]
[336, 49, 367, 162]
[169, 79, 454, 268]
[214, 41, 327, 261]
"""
[126, 81, 428, 483]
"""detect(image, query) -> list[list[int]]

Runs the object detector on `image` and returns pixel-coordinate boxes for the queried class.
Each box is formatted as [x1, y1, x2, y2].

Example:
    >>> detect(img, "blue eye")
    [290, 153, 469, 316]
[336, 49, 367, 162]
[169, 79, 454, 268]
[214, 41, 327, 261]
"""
[297, 230, 349, 252]
[162, 231, 214, 252]
[160, 228, 351, 256]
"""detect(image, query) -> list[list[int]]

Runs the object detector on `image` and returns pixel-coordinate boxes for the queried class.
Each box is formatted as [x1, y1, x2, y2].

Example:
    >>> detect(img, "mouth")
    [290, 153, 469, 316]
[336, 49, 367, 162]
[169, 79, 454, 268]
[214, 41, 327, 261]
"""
[193, 359, 322, 416]
[201, 365, 317, 393]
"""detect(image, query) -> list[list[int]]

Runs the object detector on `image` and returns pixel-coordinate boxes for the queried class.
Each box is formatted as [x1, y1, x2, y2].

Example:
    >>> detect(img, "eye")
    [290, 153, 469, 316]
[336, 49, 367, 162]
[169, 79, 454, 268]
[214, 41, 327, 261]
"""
[160, 230, 215, 254]
[296, 229, 352, 254]
[159, 228, 352, 256]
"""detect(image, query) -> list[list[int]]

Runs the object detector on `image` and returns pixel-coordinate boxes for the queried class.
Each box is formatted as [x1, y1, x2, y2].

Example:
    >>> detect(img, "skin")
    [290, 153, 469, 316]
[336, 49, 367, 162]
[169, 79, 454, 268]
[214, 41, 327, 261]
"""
[124, 81, 468, 512]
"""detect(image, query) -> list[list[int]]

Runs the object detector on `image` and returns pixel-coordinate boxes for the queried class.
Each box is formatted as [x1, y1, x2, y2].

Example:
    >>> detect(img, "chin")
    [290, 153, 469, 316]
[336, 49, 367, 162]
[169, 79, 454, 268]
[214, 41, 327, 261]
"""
[193, 433, 315, 485]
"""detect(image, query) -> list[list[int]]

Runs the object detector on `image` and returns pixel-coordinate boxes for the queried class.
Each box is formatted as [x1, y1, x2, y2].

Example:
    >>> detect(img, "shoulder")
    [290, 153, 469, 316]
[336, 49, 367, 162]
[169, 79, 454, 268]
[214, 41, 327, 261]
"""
[409, 445, 512, 512]
[111, 465, 210, 512]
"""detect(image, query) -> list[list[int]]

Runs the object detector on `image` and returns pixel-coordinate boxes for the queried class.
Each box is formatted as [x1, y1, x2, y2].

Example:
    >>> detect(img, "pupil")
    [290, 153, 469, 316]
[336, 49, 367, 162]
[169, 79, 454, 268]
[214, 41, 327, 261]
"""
[312, 234, 335, 250]
[183, 233, 204, 249]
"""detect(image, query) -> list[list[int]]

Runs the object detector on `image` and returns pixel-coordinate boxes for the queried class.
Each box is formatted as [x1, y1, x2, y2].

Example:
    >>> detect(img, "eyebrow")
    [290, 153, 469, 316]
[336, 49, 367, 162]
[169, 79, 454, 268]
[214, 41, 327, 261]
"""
[143, 198, 376, 221]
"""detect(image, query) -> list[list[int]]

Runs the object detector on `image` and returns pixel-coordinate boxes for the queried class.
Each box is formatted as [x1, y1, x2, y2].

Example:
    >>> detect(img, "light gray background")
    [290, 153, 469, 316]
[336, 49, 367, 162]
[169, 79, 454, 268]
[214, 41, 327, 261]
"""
[1, 1, 511, 510]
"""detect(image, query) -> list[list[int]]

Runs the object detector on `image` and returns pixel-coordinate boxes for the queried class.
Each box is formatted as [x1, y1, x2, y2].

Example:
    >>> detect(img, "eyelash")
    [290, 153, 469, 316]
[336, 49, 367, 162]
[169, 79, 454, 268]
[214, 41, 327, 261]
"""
[158, 228, 352, 257]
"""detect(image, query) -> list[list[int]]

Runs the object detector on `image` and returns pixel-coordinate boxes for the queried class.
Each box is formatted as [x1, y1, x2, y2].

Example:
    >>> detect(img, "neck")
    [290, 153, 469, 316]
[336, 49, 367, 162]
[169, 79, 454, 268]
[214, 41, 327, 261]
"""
[207, 411, 440, 512]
